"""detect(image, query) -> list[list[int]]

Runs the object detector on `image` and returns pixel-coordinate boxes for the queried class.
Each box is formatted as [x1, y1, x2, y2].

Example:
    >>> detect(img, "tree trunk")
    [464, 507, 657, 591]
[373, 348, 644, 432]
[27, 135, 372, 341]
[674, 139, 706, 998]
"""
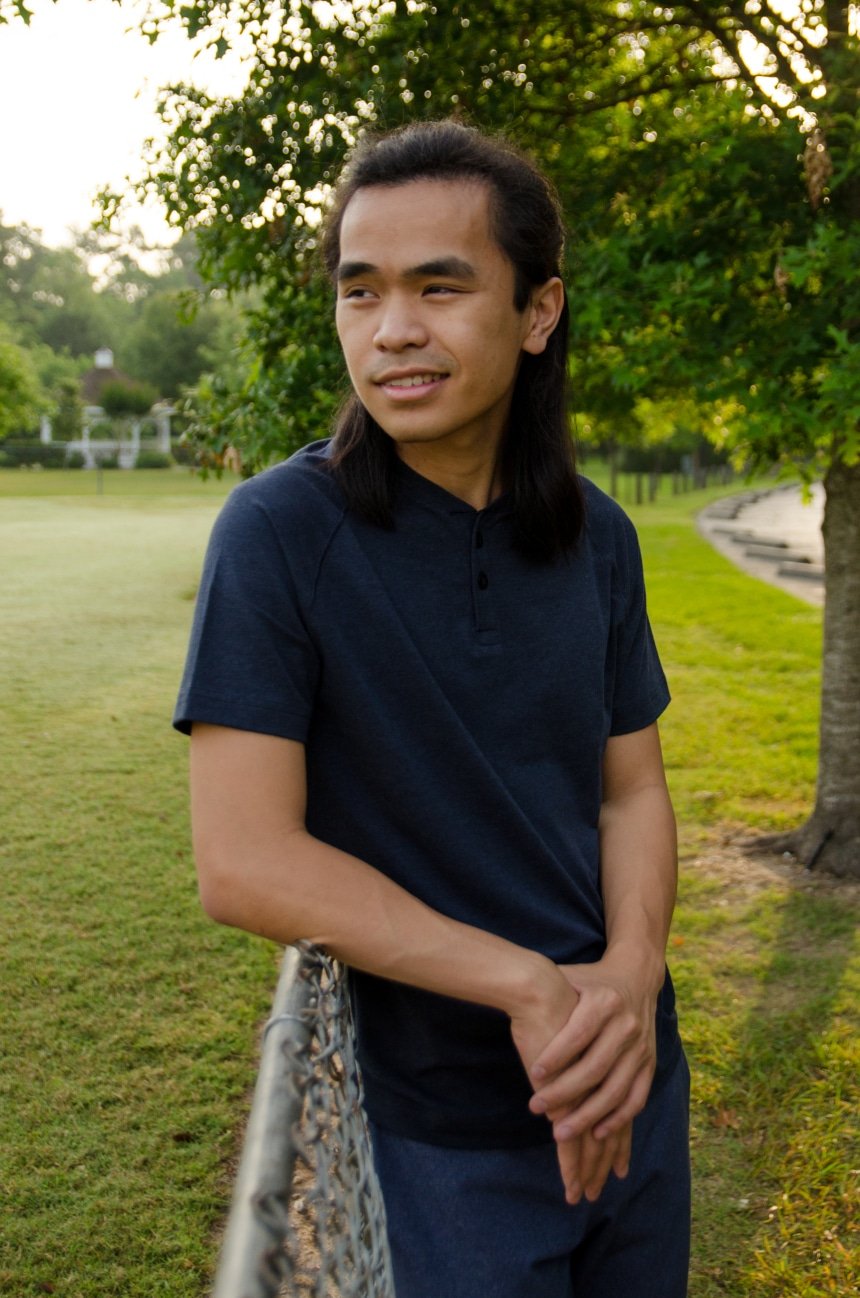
[789, 457, 860, 876]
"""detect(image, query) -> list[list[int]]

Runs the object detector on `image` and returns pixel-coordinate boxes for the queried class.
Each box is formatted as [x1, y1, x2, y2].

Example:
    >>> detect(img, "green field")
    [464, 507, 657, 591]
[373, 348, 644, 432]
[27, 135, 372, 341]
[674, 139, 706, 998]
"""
[1, 465, 856, 1296]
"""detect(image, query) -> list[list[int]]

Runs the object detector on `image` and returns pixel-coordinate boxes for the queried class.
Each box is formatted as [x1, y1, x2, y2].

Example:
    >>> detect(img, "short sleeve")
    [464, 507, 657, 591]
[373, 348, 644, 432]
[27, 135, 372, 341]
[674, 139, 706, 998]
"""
[608, 518, 670, 736]
[173, 485, 321, 741]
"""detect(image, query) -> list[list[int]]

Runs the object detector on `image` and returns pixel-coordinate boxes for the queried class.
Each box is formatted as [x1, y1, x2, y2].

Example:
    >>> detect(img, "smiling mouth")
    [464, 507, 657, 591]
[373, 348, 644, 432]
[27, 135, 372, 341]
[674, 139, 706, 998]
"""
[375, 373, 449, 398]
[385, 373, 444, 388]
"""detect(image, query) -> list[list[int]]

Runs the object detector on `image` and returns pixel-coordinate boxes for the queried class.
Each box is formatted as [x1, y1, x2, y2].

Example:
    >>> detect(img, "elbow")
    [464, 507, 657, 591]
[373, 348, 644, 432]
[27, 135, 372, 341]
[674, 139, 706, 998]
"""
[192, 834, 308, 945]
[192, 833, 249, 929]
[196, 858, 240, 928]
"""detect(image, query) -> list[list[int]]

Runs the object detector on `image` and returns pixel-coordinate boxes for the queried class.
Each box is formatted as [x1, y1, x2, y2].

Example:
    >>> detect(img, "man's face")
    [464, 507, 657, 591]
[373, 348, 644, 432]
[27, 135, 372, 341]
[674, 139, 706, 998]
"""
[334, 178, 542, 459]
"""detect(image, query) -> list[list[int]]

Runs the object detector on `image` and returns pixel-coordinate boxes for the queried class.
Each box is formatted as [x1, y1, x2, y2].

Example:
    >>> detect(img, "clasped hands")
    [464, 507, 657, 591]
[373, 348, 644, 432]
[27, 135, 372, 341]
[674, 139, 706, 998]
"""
[510, 957, 658, 1206]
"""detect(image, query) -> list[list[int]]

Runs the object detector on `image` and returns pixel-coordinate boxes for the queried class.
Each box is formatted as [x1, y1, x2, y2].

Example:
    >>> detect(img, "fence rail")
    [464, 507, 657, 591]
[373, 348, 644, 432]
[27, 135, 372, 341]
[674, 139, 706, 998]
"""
[212, 944, 393, 1298]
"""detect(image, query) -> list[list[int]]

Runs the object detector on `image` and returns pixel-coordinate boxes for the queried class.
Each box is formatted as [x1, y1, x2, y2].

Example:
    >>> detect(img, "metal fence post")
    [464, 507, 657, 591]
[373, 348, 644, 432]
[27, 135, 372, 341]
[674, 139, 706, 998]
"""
[212, 945, 312, 1298]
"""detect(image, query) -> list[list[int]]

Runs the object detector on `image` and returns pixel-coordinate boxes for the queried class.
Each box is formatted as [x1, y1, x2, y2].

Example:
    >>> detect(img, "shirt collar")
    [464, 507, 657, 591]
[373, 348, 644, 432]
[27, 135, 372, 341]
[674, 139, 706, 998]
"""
[393, 455, 512, 519]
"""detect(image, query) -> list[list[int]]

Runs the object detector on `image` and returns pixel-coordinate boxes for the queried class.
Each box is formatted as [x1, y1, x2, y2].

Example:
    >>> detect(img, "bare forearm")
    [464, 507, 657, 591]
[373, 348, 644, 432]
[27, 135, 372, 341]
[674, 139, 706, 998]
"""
[197, 819, 558, 1020]
[598, 780, 677, 992]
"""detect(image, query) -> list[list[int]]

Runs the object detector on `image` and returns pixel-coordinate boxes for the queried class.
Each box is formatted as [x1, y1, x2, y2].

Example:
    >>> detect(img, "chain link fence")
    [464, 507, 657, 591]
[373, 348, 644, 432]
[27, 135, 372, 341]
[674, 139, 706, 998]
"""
[212, 943, 394, 1298]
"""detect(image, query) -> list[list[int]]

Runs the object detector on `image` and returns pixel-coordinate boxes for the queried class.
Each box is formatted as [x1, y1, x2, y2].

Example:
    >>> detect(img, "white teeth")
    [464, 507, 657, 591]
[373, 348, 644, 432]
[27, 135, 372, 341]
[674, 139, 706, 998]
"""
[387, 374, 441, 387]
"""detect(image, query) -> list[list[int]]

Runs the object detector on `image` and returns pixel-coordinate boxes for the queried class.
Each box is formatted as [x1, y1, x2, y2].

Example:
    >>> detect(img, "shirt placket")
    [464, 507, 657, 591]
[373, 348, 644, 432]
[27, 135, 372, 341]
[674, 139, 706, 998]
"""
[469, 511, 498, 639]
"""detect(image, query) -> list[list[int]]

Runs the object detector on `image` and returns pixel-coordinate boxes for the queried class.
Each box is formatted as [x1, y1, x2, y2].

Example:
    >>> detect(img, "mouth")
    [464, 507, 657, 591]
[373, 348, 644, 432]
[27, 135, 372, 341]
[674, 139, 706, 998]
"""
[374, 371, 449, 400]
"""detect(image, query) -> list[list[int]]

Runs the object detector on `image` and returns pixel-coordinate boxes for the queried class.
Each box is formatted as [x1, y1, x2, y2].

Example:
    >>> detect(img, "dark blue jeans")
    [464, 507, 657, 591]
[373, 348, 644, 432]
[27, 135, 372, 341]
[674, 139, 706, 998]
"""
[368, 1050, 690, 1298]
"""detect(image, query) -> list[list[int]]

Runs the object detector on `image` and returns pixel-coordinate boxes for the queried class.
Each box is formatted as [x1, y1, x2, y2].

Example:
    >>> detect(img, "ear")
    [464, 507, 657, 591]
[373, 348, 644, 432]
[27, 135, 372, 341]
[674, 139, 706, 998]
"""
[521, 277, 565, 356]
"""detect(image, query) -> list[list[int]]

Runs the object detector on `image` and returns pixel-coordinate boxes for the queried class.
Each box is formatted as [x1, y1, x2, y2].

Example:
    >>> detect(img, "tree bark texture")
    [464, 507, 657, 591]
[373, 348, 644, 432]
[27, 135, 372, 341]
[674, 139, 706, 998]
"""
[790, 457, 860, 876]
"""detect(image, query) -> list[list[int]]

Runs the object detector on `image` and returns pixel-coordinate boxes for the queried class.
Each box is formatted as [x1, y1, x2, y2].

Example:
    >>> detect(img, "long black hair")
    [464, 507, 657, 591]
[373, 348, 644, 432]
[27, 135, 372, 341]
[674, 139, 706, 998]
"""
[321, 120, 584, 562]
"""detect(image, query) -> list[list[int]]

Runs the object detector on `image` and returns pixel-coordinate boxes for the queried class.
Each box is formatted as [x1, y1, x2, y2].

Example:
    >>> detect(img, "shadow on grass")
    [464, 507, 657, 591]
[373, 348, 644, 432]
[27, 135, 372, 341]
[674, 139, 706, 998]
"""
[699, 879, 858, 1296]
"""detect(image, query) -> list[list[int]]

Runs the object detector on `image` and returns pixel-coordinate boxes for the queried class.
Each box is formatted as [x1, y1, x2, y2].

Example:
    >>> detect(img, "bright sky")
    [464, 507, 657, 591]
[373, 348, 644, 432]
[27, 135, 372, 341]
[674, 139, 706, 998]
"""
[0, 0, 247, 248]
[0, 1, 849, 251]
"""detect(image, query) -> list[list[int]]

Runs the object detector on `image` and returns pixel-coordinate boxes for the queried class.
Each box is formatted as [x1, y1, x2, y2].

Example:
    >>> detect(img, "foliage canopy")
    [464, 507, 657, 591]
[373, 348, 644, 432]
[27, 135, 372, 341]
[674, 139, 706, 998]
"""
[93, 0, 860, 480]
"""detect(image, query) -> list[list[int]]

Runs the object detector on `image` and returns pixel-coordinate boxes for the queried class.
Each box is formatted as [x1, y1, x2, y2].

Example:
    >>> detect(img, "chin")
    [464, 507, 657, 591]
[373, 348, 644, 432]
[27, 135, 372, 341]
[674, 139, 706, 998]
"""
[374, 423, 449, 447]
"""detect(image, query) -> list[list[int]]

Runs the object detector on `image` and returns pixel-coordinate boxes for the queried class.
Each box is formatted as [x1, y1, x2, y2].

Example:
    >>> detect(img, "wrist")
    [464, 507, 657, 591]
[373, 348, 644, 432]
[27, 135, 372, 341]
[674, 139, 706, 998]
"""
[503, 950, 569, 1021]
[602, 938, 666, 999]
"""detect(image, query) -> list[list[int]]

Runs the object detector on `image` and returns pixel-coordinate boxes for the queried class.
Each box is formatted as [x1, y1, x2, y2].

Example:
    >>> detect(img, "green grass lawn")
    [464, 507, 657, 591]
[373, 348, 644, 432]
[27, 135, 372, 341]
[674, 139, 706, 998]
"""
[0, 467, 274, 1297]
[1, 465, 856, 1296]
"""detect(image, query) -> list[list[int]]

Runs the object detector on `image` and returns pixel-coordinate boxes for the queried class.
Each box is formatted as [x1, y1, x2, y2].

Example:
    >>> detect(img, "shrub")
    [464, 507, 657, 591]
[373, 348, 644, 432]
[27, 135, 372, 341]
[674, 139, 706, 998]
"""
[134, 449, 172, 469]
[53, 379, 84, 442]
[65, 451, 86, 469]
[93, 451, 119, 469]
[0, 442, 67, 468]
[100, 381, 157, 417]
[87, 420, 118, 441]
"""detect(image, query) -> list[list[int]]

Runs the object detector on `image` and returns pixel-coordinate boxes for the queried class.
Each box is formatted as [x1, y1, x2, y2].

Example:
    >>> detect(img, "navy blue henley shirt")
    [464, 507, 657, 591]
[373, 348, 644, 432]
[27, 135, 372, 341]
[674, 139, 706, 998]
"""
[174, 439, 679, 1147]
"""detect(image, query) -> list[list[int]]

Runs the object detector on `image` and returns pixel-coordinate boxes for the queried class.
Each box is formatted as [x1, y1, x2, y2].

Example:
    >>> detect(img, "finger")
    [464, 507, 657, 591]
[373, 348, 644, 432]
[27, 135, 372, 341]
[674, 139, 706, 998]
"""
[592, 1069, 653, 1140]
[530, 1080, 590, 1117]
[582, 1133, 619, 1202]
[557, 1135, 583, 1205]
[552, 1060, 653, 1140]
[611, 1123, 633, 1180]
[530, 1034, 630, 1113]
[532, 1049, 624, 1116]
[532, 1017, 644, 1108]
[529, 990, 625, 1082]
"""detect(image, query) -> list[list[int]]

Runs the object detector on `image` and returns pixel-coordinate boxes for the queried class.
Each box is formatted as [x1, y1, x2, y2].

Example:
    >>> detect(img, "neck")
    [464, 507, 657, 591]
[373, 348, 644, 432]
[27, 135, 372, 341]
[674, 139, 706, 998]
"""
[396, 437, 506, 510]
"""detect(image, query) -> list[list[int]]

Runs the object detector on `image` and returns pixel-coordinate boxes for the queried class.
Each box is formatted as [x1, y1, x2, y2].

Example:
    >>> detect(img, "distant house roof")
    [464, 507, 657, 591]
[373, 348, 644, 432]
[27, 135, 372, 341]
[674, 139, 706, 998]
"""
[80, 349, 134, 407]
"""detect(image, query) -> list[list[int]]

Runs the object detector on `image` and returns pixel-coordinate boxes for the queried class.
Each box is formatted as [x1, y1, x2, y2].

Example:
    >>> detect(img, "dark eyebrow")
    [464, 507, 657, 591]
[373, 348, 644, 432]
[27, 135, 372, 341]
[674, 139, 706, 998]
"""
[405, 257, 477, 281]
[336, 260, 376, 283]
[336, 256, 477, 284]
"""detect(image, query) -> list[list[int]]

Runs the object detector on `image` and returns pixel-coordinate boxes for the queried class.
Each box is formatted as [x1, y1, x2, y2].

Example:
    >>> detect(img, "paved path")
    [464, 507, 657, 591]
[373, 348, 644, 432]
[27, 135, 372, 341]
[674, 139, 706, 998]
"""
[697, 482, 824, 607]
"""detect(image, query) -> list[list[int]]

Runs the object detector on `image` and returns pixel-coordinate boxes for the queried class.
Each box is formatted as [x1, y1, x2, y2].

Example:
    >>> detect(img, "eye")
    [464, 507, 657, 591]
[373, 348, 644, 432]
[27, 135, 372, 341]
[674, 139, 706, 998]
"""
[423, 284, 461, 296]
[340, 286, 375, 300]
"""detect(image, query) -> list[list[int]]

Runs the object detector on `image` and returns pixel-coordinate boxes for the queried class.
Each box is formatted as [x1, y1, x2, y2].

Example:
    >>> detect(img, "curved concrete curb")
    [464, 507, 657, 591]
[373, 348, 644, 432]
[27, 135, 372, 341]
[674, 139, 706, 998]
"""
[697, 483, 824, 607]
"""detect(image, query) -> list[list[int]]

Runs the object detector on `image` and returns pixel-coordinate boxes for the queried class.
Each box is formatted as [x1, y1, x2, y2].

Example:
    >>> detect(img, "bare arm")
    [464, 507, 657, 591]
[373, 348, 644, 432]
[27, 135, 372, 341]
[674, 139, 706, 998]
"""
[598, 720, 677, 1003]
[528, 722, 677, 1196]
[190, 721, 578, 1050]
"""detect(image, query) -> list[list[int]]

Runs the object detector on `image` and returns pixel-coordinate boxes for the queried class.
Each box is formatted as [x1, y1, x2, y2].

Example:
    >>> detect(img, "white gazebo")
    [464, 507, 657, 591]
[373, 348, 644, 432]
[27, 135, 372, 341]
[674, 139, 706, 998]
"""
[41, 348, 174, 467]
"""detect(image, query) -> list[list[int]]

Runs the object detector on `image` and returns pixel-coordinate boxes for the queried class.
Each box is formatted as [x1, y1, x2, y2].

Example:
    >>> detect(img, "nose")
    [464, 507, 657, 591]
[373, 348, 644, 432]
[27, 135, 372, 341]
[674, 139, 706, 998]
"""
[373, 295, 429, 351]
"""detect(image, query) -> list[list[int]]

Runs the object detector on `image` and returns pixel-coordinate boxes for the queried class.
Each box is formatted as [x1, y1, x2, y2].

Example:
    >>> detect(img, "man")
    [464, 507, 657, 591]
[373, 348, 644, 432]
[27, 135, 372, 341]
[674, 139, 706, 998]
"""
[175, 120, 689, 1298]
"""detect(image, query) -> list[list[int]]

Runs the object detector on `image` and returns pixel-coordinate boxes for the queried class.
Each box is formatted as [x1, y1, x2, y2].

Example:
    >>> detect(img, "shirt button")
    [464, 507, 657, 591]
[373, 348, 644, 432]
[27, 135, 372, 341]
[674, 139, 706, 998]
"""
[477, 571, 489, 590]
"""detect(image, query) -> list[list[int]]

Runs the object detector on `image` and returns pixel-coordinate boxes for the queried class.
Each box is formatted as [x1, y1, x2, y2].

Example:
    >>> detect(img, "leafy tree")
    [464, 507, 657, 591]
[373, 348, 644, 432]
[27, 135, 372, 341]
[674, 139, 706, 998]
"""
[51, 376, 84, 442]
[29, 342, 85, 399]
[0, 219, 118, 358]
[72, 225, 248, 399]
[95, 379, 158, 463]
[95, 0, 859, 874]
[0, 324, 41, 439]
[123, 290, 239, 399]
[557, 11, 860, 878]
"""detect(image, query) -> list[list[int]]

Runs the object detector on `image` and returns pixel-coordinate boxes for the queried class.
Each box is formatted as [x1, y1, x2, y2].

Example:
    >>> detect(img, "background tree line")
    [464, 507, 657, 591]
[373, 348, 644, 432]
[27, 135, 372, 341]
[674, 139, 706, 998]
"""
[0, 220, 244, 441]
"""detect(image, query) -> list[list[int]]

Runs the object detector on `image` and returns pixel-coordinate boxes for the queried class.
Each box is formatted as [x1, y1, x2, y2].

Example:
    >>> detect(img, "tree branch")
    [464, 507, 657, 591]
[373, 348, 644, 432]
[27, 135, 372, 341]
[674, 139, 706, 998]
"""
[677, 0, 796, 112]
[524, 71, 740, 120]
